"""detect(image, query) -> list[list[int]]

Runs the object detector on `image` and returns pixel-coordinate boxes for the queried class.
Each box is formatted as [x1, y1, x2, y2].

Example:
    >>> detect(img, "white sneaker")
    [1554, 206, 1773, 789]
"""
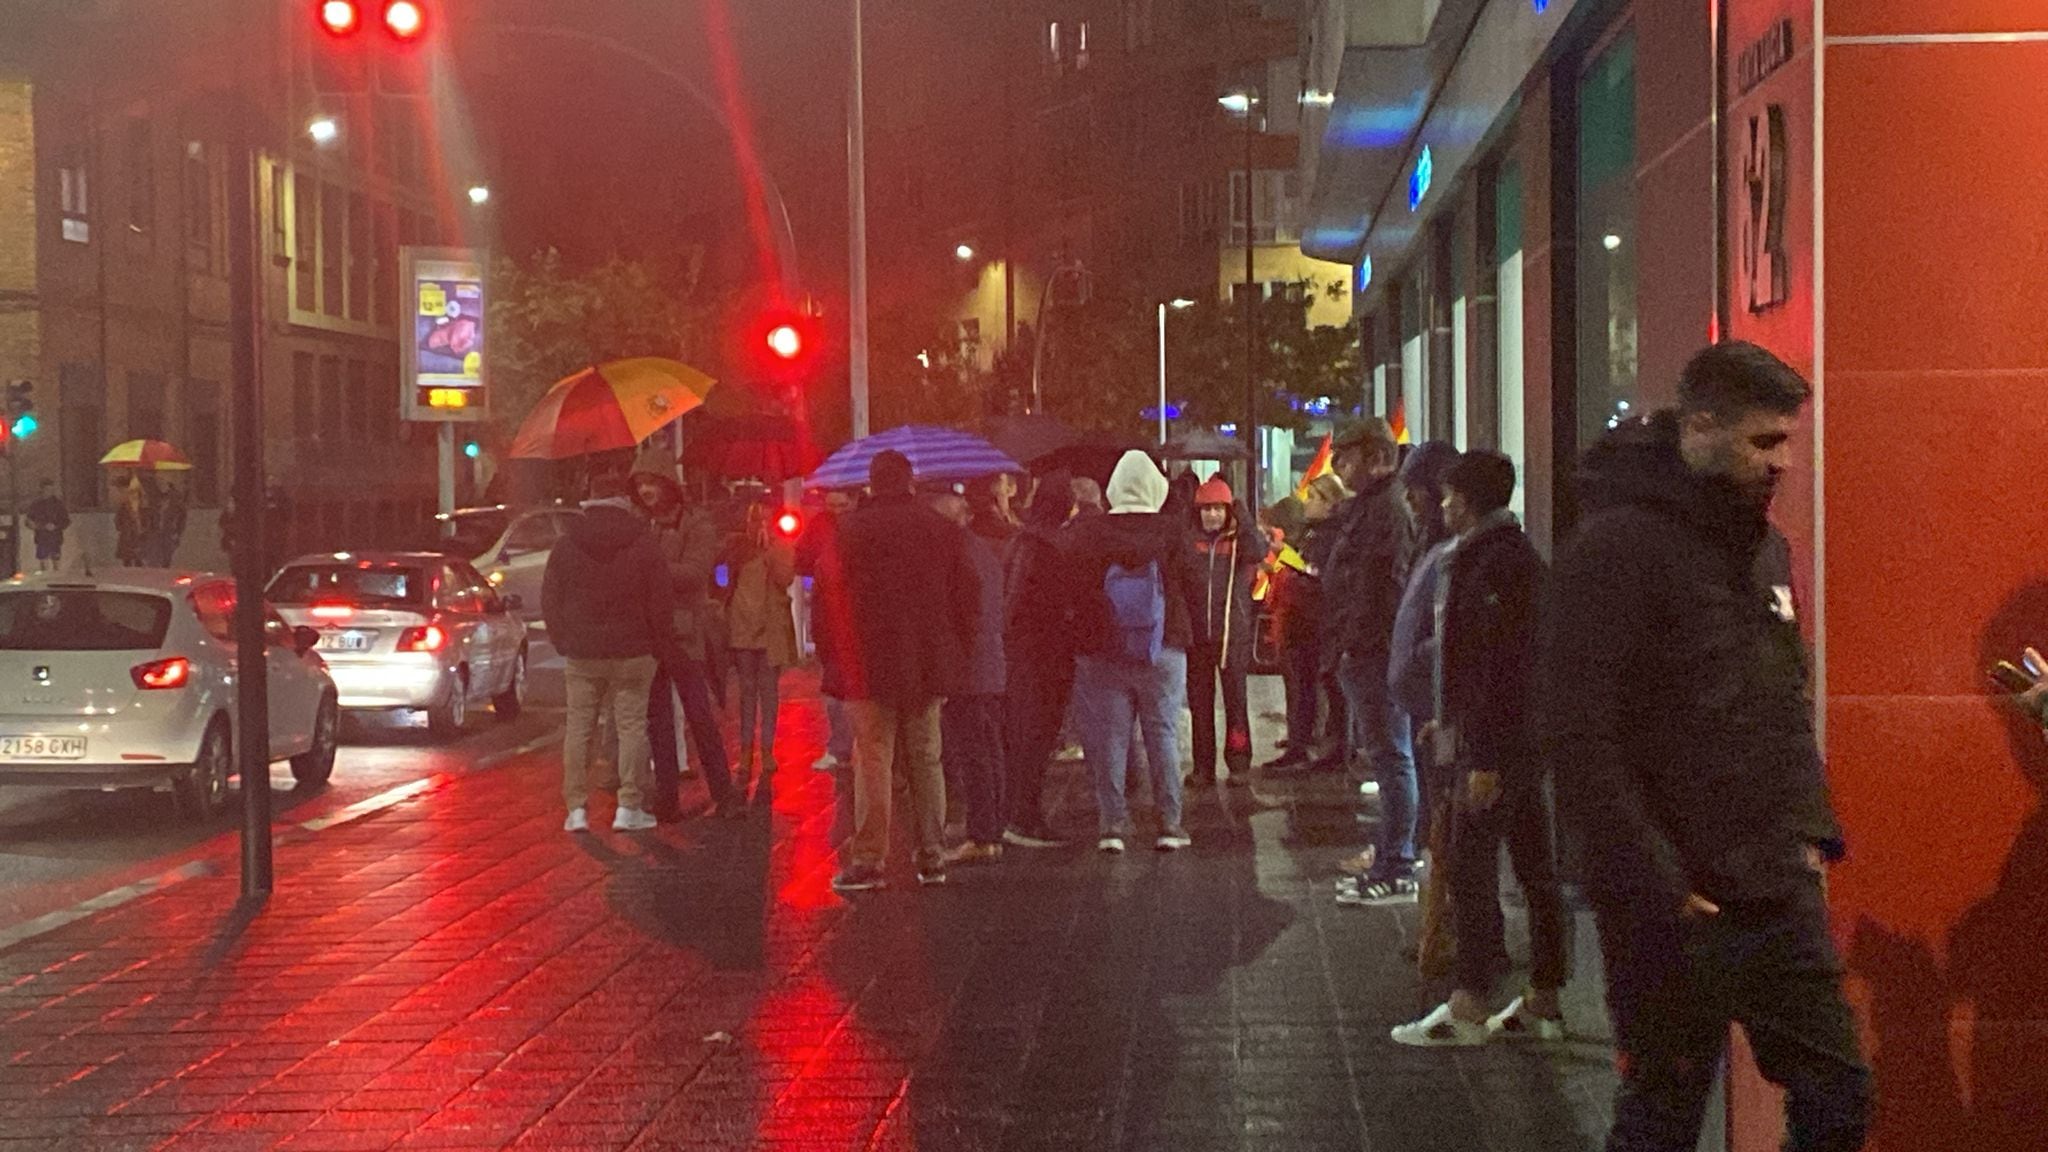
[612, 807, 658, 831]
[1358, 779, 1380, 797]
[811, 754, 841, 773]
[1486, 996, 1566, 1042]
[563, 808, 589, 833]
[1390, 1002, 1490, 1048]
[1098, 835, 1126, 854]
[1156, 827, 1192, 851]
[1054, 744, 1085, 763]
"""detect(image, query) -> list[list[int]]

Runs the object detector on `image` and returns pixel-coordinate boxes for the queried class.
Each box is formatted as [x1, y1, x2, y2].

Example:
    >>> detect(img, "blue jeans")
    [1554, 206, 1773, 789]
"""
[1074, 650, 1188, 835]
[1340, 650, 1416, 877]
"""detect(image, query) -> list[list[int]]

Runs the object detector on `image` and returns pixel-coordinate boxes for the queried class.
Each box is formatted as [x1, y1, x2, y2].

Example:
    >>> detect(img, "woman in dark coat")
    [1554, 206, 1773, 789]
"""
[999, 471, 1076, 846]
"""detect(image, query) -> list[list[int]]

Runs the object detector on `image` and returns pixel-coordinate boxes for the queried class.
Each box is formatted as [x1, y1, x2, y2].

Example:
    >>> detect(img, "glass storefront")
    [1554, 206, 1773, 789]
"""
[1576, 30, 1639, 451]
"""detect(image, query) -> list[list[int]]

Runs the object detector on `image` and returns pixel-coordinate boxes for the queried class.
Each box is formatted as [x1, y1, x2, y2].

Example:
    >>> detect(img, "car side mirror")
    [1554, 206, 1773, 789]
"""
[292, 626, 320, 655]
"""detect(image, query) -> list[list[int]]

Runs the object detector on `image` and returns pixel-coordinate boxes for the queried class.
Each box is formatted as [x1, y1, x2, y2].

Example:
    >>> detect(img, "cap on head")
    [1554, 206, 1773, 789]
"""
[869, 449, 915, 496]
[1194, 476, 1234, 506]
[1332, 418, 1397, 458]
[1444, 450, 1518, 516]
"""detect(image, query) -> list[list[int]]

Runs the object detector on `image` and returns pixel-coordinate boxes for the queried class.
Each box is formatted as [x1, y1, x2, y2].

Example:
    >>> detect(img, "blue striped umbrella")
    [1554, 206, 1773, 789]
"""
[805, 425, 1021, 490]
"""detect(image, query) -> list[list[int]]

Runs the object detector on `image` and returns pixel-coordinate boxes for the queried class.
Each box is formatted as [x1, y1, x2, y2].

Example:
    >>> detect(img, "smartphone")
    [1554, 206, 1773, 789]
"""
[2027, 650, 2046, 678]
[1989, 660, 2035, 693]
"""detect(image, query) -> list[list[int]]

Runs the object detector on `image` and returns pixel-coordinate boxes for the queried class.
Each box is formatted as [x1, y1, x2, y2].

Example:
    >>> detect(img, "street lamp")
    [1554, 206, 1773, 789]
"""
[466, 184, 491, 206]
[954, 243, 976, 263]
[1157, 298, 1197, 446]
[1220, 86, 1261, 505]
[306, 116, 340, 145]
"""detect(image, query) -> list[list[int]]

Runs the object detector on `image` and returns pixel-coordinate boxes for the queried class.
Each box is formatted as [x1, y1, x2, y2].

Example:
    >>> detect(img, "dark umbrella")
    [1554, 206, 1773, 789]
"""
[987, 414, 1080, 468]
[1161, 428, 1250, 461]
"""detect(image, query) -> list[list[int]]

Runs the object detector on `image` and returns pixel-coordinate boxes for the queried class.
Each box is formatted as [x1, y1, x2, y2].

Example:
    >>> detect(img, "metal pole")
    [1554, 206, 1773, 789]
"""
[436, 424, 456, 527]
[1243, 103, 1260, 508]
[8, 450, 19, 578]
[1157, 303, 1168, 446]
[847, 0, 871, 440]
[227, 104, 272, 899]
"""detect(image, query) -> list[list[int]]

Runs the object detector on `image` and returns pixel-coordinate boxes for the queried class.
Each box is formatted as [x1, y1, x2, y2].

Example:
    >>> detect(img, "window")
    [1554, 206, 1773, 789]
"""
[1076, 21, 1091, 70]
[183, 141, 212, 251]
[503, 515, 558, 555]
[319, 356, 344, 440]
[269, 562, 427, 607]
[124, 118, 153, 233]
[1045, 20, 1063, 69]
[59, 364, 103, 510]
[187, 380, 221, 506]
[293, 352, 317, 441]
[346, 358, 371, 443]
[1576, 31, 1639, 453]
[1229, 171, 1301, 245]
[293, 173, 317, 310]
[346, 192, 370, 320]
[320, 182, 345, 316]
[126, 370, 166, 440]
[59, 158, 90, 243]
[269, 162, 287, 262]
[0, 591, 172, 652]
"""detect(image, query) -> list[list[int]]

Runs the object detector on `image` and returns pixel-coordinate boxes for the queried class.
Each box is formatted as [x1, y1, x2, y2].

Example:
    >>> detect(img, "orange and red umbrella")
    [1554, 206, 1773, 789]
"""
[99, 439, 193, 471]
[508, 358, 715, 461]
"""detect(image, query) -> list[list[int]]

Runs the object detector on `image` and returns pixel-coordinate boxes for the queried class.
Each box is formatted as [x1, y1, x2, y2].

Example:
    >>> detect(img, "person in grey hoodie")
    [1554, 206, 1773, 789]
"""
[542, 472, 674, 834]
[933, 490, 1009, 865]
[1062, 450, 1203, 853]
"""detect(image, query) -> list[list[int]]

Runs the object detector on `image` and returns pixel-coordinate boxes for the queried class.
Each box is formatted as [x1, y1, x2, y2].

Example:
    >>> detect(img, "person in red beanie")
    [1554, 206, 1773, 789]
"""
[1186, 475, 1264, 789]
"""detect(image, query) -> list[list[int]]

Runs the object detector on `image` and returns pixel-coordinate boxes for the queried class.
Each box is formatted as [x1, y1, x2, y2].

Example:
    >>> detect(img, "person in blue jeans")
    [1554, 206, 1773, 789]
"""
[1062, 451, 1204, 853]
[1320, 419, 1422, 906]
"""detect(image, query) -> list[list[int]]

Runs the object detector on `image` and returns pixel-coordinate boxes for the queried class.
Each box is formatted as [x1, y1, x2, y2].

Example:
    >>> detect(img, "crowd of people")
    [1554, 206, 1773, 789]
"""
[537, 338, 1872, 1152]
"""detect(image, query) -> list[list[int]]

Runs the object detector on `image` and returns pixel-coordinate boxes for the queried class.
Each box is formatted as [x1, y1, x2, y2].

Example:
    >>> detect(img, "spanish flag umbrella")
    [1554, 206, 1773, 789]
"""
[508, 358, 715, 461]
[99, 439, 194, 471]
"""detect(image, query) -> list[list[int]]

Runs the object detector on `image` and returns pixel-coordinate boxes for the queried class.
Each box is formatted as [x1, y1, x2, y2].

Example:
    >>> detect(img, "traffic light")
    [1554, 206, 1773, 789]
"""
[4, 380, 34, 442]
[752, 309, 820, 392]
[310, 1, 431, 95]
[773, 509, 803, 540]
[462, 440, 481, 459]
[766, 323, 803, 362]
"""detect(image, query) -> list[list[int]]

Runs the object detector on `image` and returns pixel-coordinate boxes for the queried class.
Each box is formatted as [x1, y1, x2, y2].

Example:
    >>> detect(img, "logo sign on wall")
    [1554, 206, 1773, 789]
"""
[1737, 17, 1795, 315]
[401, 247, 489, 422]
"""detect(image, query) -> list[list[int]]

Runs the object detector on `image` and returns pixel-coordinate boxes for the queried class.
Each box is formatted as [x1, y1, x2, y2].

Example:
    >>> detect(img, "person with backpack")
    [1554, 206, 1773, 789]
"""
[1062, 450, 1203, 853]
[1186, 476, 1262, 790]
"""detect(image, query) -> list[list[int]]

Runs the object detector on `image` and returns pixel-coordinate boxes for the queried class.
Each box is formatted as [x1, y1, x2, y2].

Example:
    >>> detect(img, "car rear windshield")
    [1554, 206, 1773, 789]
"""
[441, 512, 510, 559]
[0, 590, 174, 651]
[269, 564, 429, 607]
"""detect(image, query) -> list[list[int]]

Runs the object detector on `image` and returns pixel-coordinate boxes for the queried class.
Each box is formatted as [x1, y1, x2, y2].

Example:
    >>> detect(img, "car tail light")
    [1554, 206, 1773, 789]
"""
[310, 603, 356, 621]
[133, 657, 192, 690]
[397, 624, 446, 653]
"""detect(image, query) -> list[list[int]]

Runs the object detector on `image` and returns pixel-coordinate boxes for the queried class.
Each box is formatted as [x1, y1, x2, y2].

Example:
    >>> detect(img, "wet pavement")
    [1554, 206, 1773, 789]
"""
[0, 671, 1619, 1150]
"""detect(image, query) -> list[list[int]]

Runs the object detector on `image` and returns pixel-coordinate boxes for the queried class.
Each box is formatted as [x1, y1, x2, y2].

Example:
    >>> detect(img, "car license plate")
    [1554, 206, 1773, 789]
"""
[0, 735, 87, 760]
[320, 631, 375, 652]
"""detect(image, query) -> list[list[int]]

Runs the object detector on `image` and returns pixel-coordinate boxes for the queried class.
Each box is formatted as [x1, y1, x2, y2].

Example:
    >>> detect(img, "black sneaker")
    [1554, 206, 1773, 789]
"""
[1336, 875, 1418, 907]
[831, 865, 887, 893]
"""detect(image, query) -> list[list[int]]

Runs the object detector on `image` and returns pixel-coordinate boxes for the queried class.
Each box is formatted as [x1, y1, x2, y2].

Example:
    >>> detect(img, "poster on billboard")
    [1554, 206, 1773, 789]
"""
[401, 247, 489, 422]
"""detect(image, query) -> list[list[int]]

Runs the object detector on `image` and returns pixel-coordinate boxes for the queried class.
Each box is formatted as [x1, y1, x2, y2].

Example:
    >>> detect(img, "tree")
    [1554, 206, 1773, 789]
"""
[485, 248, 709, 440]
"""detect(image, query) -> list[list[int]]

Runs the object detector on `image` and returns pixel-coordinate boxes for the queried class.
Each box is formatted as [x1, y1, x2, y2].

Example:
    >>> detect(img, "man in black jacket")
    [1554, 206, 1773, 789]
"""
[542, 474, 675, 835]
[832, 451, 980, 892]
[632, 470, 735, 820]
[1391, 451, 1569, 1047]
[1542, 342, 1869, 1152]
[1324, 419, 1421, 903]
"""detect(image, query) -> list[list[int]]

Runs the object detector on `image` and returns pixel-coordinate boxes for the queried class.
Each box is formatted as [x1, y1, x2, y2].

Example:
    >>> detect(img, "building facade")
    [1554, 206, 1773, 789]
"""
[0, 0, 455, 568]
[1304, 1, 2048, 1148]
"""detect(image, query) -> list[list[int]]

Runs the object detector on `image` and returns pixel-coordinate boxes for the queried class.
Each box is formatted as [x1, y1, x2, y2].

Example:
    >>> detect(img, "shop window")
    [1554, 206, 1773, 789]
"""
[124, 117, 153, 233]
[1495, 162, 1527, 519]
[1576, 30, 1639, 452]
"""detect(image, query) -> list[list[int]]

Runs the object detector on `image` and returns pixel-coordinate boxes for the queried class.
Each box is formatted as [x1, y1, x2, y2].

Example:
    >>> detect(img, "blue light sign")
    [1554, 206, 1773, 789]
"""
[1408, 146, 1433, 211]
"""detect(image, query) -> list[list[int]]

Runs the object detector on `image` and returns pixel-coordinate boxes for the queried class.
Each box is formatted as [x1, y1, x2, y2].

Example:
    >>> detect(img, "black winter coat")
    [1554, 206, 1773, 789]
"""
[837, 493, 979, 706]
[1004, 524, 1072, 665]
[1540, 410, 1844, 914]
[541, 504, 673, 661]
[1321, 474, 1415, 663]
[1191, 503, 1263, 668]
[1062, 512, 1203, 659]
[1438, 515, 1544, 785]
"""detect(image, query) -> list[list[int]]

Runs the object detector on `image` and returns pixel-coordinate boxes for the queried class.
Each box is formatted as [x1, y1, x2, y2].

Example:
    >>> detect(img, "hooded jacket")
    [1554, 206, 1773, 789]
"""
[541, 501, 673, 661]
[632, 472, 720, 661]
[1540, 410, 1843, 913]
[1063, 452, 1202, 658]
[1190, 479, 1263, 667]
[1437, 512, 1544, 782]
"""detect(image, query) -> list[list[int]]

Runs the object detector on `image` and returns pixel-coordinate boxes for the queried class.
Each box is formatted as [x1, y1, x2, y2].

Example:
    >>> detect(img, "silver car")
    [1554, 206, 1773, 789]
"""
[268, 553, 527, 737]
[0, 571, 340, 820]
[437, 505, 579, 622]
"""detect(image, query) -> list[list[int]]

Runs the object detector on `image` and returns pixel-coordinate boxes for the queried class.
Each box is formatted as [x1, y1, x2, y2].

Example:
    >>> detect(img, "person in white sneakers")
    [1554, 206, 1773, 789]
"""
[1391, 452, 1568, 1047]
[543, 472, 674, 834]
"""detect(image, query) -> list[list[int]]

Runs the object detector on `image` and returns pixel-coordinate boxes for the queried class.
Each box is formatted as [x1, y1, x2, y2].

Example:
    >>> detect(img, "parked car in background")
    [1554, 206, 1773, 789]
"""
[0, 571, 339, 820]
[434, 504, 579, 621]
[268, 553, 526, 737]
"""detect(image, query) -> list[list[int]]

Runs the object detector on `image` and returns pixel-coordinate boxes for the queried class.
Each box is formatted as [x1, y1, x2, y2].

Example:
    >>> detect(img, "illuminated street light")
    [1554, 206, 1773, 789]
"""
[1218, 92, 1255, 116]
[467, 185, 491, 206]
[307, 116, 340, 145]
[1170, 298, 1196, 309]
[954, 243, 975, 262]
[1603, 233, 1623, 251]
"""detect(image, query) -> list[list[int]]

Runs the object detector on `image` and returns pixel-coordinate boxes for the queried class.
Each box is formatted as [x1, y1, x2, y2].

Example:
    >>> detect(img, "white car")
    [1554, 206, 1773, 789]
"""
[436, 505, 579, 621]
[0, 571, 339, 820]
[268, 552, 527, 737]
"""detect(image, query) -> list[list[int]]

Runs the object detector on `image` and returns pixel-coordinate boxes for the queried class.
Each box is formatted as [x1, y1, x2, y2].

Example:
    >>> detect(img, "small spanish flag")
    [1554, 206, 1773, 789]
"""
[1295, 434, 1333, 500]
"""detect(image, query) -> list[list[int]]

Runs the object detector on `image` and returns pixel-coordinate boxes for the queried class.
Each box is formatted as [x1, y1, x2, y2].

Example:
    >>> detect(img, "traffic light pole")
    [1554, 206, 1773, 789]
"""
[436, 425, 456, 529]
[847, 0, 870, 440]
[227, 96, 273, 900]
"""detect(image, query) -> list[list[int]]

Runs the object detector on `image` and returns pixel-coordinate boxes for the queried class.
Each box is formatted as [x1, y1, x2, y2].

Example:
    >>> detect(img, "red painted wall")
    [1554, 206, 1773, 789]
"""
[1820, 3, 2048, 1150]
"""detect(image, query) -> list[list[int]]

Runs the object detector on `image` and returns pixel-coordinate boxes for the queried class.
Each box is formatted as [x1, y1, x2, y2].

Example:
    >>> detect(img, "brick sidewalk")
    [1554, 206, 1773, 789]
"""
[0, 673, 1618, 1151]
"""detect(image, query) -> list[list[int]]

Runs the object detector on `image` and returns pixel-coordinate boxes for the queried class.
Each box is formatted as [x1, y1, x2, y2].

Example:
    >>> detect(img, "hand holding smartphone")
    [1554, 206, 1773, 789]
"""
[1989, 660, 2035, 694]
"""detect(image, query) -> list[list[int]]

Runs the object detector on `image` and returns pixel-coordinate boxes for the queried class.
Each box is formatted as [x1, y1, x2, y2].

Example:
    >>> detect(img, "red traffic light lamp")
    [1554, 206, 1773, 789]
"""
[773, 509, 804, 539]
[315, 1, 425, 41]
[383, 0, 425, 39]
[766, 323, 804, 362]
